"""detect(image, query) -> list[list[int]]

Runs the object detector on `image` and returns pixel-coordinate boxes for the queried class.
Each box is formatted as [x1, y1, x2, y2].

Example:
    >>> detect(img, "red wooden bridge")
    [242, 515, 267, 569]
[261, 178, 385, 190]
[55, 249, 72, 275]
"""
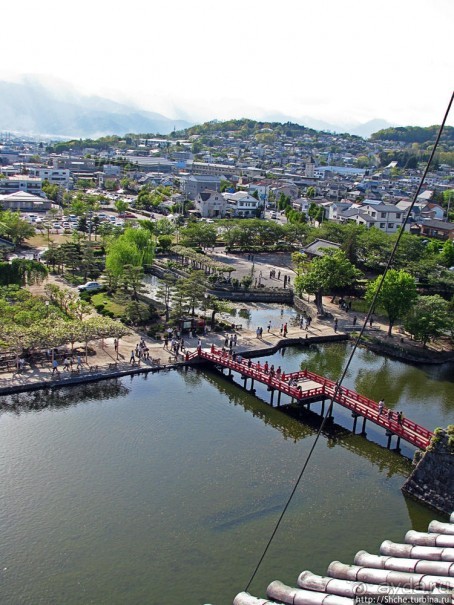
[187, 346, 433, 451]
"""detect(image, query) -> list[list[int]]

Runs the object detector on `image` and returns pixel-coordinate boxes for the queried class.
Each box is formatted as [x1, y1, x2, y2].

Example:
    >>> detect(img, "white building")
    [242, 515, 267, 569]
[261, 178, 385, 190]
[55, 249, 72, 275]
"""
[223, 191, 262, 218]
[27, 167, 71, 188]
[195, 190, 227, 218]
[340, 203, 404, 233]
[0, 175, 43, 196]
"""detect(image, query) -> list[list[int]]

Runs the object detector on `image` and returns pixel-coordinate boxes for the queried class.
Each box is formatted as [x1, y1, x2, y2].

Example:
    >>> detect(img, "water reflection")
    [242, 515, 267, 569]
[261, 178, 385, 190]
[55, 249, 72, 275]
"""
[202, 366, 411, 478]
[0, 379, 130, 413]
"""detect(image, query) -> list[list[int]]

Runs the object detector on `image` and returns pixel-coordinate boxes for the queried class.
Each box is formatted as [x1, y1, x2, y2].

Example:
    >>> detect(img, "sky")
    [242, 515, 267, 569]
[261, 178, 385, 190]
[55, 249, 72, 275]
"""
[2, 0, 453, 129]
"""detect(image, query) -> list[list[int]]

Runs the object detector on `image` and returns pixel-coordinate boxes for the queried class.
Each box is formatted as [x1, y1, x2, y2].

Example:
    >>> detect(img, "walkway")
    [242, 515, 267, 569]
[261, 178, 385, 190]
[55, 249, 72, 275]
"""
[190, 346, 433, 450]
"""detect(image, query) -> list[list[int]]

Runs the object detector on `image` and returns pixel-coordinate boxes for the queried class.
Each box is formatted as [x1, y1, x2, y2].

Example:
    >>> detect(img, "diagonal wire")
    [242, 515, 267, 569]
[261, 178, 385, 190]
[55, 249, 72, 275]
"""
[244, 90, 453, 594]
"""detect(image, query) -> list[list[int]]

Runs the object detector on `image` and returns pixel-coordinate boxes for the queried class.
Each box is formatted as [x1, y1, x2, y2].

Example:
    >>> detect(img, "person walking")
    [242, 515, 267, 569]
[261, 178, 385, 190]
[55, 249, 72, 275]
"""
[267, 321, 271, 333]
[283, 323, 287, 337]
[378, 399, 384, 415]
[130, 350, 135, 365]
[76, 355, 83, 371]
[353, 315, 357, 327]
[52, 359, 59, 374]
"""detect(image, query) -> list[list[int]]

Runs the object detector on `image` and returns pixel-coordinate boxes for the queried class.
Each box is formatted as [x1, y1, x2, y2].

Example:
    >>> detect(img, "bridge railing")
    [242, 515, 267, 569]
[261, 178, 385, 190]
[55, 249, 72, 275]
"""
[195, 349, 432, 449]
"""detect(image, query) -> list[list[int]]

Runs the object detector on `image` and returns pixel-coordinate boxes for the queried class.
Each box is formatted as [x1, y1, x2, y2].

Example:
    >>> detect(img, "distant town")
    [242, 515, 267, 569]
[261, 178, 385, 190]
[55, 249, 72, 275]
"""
[1, 120, 453, 239]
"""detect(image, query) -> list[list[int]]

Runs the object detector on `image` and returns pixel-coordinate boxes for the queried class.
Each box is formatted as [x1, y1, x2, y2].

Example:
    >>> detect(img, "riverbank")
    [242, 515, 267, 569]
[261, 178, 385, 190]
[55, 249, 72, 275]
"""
[1, 292, 453, 397]
[0, 318, 348, 397]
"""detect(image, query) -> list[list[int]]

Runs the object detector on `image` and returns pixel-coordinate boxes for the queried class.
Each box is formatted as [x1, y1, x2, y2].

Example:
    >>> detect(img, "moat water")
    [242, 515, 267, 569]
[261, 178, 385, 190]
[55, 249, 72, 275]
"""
[0, 343, 452, 605]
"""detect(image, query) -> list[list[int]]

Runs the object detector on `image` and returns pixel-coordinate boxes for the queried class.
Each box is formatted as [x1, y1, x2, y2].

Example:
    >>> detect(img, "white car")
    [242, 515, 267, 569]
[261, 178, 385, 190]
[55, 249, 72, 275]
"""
[77, 281, 102, 292]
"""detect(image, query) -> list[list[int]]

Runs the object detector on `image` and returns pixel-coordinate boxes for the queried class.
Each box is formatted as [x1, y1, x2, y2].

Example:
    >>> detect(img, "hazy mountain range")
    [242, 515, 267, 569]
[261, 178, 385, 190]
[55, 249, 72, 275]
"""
[0, 78, 191, 139]
[0, 77, 394, 139]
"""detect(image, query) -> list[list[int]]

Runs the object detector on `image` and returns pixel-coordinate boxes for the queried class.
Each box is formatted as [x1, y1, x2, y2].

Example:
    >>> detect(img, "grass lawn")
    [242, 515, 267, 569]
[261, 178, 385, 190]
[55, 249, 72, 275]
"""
[91, 292, 125, 318]
[351, 298, 388, 317]
[25, 233, 72, 247]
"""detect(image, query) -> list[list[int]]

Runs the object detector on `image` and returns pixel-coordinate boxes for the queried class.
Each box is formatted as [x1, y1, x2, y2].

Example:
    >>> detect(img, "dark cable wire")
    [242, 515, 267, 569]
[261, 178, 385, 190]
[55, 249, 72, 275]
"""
[244, 91, 453, 594]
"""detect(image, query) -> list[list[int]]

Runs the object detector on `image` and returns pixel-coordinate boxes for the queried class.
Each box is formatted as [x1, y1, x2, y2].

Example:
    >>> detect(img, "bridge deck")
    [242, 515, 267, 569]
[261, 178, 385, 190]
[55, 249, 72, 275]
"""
[190, 347, 433, 450]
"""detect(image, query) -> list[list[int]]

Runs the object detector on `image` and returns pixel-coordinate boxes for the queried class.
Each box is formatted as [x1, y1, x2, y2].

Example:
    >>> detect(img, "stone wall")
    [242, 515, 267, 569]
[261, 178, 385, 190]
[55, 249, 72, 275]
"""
[402, 427, 454, 517]
[207, 288, 294, 303]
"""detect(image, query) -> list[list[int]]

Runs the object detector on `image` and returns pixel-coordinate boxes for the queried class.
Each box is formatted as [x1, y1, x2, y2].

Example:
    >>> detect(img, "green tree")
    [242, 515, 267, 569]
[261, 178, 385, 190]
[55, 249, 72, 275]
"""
[105, 227, 154, 280]
[365, 269, 418, 336]
[306, 186, 316, 199]
[158, 234, 173, 251]
[308, 202, 324, 223]
[180, 223, 217, 249]
[178, 271, 207, 316]
[0, 210, 35, 246]
[42, 180, 60, 201]
[118, 265, 146, 301]
[114, 199, 129, 215]
[155, 218, 176, 236]
[440, 240, 454, 267]
[295, 249, 361, 316]
[202, 294, 233, 328]
[156, 273, 177, 322]
[403, 295, 452, 346]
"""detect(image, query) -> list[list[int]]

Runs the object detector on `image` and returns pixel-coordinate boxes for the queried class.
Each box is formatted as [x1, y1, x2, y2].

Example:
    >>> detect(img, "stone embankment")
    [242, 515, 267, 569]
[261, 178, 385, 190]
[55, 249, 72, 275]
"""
[402, 427, 454, 516]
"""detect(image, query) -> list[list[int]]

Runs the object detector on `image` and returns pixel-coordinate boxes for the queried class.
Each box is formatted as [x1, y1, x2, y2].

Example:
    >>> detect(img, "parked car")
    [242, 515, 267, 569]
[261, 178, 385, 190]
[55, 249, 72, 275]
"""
[77, 281, 102, 292]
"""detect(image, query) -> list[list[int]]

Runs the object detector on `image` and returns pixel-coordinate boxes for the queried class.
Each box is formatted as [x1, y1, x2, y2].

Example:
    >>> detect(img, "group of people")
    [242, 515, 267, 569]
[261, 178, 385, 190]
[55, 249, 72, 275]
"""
[378, 399, 405, 425]
[224, 333, 238, 350]
[129, 339, 150, 365]
[51, 354, 83, 374]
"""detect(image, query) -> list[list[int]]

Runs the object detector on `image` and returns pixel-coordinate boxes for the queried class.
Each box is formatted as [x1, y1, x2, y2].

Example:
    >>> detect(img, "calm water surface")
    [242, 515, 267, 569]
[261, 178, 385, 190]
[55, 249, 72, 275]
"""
[0, 343, 452, 605]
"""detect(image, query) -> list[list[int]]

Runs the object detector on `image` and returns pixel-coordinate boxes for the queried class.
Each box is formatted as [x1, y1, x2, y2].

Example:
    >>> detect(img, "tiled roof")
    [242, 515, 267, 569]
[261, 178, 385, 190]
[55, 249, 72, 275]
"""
[234, 512, 454, 605]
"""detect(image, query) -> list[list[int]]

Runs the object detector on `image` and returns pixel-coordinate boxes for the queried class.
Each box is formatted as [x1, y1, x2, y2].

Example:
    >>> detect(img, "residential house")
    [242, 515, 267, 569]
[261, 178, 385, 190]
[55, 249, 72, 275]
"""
[223, 191, 262, 218]
[414, 219, 454, 241]
[180, 175, 221, 200]
[340, 202, 404, 233]
[292, 197, 312, 214]
[195, 190, 227, 218]
[301, 239, 341, 258]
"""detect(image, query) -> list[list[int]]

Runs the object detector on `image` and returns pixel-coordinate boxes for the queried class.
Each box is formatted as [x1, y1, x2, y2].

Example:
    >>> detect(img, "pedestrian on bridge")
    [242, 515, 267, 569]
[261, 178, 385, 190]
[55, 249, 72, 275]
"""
[378, 399, 384, 415]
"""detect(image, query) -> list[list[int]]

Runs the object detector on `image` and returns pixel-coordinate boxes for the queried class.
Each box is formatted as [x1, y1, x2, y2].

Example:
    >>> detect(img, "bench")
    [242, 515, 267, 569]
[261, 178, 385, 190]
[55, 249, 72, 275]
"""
[151, 358, 161, 367]
[89, 365, 99, 373]
[108, 362, 118, 370]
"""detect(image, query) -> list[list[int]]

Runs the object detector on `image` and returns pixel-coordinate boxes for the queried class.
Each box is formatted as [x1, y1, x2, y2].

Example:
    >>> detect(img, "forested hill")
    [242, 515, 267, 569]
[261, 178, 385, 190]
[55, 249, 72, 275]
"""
[175, 119, 321, 138]
[371, 125, 454, 145]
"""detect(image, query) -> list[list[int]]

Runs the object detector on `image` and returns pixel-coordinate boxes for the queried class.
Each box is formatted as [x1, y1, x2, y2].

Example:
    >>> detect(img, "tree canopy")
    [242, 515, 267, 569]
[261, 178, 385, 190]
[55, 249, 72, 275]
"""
[295, 249, 362, 315]
[365, 269, 418, 336]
